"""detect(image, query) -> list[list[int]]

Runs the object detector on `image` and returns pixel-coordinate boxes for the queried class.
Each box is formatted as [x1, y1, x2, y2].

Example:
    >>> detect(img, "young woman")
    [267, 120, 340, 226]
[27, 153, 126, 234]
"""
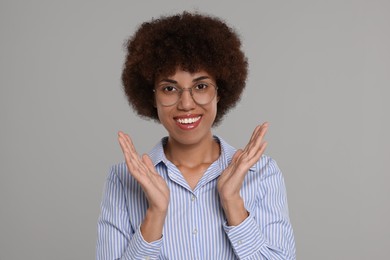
[97, 12, 295, 259]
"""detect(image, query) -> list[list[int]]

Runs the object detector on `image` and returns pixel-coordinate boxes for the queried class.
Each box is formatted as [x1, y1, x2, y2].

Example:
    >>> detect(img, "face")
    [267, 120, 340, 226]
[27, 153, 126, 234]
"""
[154, 68, 218, 146]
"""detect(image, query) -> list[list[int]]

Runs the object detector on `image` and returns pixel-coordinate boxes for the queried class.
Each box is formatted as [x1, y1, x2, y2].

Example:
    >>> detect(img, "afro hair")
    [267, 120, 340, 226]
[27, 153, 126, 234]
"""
[121, 11, 248, 126]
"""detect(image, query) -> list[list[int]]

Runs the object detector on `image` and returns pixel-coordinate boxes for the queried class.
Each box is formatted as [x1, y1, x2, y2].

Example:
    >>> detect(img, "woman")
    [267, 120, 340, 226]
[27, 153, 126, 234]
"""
[97, 12, 295, 259]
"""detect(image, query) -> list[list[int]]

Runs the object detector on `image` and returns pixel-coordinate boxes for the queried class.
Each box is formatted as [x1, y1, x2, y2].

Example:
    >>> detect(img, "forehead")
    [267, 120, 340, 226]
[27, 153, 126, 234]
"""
[156, 68, 215, 83]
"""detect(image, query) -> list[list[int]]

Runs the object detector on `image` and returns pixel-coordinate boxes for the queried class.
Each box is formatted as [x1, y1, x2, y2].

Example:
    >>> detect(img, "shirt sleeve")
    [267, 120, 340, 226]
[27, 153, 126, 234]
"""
[223, 157, 296, 260]
[96, 167, 162, 260]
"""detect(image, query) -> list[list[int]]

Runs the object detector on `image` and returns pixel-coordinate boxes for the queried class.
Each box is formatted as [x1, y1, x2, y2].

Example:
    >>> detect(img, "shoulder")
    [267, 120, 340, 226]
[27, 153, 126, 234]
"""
[249, 155, 284, 189]
[108, 161, 128, 178]
[105, 138, 167, 187]
[256, 155, 283, 179]
[216, 135, 283, 176]
[104, 162, 147, 202]
[106, 162, 135, 188]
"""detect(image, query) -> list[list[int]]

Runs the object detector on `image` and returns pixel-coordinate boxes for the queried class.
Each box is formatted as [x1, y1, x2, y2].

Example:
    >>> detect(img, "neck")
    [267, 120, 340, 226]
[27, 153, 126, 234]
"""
[164, 134, 220, 168]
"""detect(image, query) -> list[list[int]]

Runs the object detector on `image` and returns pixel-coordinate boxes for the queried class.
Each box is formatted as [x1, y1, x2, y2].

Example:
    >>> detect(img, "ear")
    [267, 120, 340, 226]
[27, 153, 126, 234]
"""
[217, 95, 220, 103]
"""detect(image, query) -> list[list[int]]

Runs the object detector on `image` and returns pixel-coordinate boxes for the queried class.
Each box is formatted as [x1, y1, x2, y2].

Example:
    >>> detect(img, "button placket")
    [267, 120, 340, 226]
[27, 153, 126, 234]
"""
[191, 194, 197, 235]
[190, 192, 199, 260]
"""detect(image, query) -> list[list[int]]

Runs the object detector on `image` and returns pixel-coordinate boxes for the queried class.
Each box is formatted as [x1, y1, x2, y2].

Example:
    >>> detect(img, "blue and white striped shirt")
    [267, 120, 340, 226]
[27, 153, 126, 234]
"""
[97, 136, 295, 259]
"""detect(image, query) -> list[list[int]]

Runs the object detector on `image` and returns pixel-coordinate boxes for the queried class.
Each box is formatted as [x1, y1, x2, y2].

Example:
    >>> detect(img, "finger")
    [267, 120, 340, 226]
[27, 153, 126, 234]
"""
[118, 131, 137, 154]
[224, 125, 269, 183]
[141, 154, 170, 195]
[251, 123, 268, 146]
[232, 149, 243, 164]
[223, 149, 243, 177]
[246, 141, 268, 167]
[243, 145, 267, 168]
[258, 122, 268, 138]
[142, 154, 158, 175]
[118, 132, 146, 177]
[244, 123, 267, 151]
[243, 123, 268, 158]
[118, 132, 131, 155]
[252, 124, 268, 151]
[232, 141, 268, 180]
[120, 133, 144, 165]
[142, 154, 166, 188]
[118, 135, 140, 175]
[246, 124, 263, 148]
[118, 135, 139, 166]
[253, 141, 268, 160]
[118, 134, 132, 160]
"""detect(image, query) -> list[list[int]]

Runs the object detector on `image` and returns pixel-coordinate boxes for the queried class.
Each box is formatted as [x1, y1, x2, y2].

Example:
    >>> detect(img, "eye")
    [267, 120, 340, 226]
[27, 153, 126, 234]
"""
[160, 85, 178, 93]
[194, 82, 209, 91]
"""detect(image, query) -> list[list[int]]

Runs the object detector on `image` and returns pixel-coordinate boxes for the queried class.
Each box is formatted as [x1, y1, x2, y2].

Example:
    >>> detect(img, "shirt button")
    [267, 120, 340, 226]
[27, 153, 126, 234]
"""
[144, 257, 150, 260]
[193, 228, 198, 235]
[237, 240, 243, 245]
[191, 195, 196, 201]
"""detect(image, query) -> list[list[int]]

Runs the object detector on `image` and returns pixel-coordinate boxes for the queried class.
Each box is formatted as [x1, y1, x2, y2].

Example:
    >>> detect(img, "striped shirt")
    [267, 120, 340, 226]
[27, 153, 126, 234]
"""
[96, 136, 295, 259]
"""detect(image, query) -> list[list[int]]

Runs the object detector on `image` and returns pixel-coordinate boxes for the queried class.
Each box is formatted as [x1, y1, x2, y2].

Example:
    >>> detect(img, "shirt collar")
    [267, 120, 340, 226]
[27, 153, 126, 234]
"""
[148, 136, 169, 167]
[216, 136, 257, 172]
[148, 135, 256, 173]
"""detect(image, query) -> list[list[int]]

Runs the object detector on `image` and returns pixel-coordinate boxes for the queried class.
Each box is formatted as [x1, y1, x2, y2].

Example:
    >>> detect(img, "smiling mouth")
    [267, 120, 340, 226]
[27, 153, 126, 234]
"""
[176, 116, 201, 124]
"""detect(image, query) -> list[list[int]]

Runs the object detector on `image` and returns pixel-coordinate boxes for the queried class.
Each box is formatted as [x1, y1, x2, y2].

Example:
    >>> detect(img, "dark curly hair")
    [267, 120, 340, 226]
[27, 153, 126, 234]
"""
[121, 11, 248, 126]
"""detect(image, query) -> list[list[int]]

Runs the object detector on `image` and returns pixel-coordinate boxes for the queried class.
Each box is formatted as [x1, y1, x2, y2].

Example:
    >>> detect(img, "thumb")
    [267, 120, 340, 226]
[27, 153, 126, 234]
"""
[231, 149, 243, 164]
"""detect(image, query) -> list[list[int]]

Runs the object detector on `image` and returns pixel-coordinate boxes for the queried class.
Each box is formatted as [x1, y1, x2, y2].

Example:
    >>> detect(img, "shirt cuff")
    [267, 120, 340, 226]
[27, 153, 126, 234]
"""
[223, 213, 265, 259]
[124, 225, 162, 259]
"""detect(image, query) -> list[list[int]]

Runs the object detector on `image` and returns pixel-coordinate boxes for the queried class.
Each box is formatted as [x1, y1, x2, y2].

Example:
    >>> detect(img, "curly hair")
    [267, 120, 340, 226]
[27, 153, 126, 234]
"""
[121, 11, 248, 126]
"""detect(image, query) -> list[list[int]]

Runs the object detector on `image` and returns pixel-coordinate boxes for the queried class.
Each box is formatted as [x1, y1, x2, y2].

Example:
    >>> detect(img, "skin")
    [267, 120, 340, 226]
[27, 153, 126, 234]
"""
[118, 69, 268, 242]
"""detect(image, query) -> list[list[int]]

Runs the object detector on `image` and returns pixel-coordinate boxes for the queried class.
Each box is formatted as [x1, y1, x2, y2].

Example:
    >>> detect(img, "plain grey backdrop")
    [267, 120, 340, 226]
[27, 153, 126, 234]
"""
[1, 0, 389, 259]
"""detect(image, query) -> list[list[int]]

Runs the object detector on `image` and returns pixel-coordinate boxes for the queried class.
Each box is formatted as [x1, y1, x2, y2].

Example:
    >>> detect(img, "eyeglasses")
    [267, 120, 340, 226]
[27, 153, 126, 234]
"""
[153, 81, 218, 107]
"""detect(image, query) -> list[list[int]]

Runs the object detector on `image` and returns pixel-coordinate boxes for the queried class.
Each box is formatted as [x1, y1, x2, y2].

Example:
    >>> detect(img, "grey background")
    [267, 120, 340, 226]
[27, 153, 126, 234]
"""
[1, 0, 389, 259]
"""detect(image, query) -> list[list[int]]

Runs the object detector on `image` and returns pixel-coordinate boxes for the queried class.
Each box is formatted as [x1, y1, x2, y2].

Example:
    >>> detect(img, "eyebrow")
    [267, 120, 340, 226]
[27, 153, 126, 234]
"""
[158, 76, 211, 84]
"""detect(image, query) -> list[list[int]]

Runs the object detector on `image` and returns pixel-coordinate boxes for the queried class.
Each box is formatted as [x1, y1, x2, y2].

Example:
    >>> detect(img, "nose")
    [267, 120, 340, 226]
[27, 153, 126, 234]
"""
[177, 88, 196, 110]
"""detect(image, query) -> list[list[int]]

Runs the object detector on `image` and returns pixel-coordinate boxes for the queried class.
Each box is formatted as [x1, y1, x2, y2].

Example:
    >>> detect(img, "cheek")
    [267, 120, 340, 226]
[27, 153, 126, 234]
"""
[156, 106, 164, 122]
[156, 105, 171, 124]
[208, 100, 218, 121]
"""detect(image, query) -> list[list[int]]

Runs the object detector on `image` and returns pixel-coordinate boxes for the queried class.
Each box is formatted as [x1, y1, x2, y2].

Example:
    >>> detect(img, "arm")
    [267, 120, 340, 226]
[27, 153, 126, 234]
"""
[96, 132, 170, 259]
[217, 123, 295, 259]
[223, 158, 296, 259]
[118, 131, 169, 243]
[96, 167, 163, 260]
[218, 123, 268, 226]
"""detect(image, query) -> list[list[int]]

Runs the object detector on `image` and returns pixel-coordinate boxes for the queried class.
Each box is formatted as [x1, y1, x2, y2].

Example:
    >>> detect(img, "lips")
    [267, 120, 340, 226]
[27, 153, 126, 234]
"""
[174, 115, 202, 130]
[176, 116, 201, 124]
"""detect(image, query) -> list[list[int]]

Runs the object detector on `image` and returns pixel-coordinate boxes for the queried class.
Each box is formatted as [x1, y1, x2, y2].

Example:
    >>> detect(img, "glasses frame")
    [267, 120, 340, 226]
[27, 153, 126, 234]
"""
[153, 82, 218, 107]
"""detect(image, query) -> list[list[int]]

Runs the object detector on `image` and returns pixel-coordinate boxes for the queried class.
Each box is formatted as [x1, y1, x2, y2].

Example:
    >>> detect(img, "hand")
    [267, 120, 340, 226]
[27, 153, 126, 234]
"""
[118, 131, 170, 242]
[118, 131, 170, 214]
[217, 122, 268, 225]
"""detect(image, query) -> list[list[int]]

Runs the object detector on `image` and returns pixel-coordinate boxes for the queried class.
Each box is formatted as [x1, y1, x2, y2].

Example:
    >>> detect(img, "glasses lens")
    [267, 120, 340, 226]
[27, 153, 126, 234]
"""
[155, 82, 217, 106]
[155, 85, 178, 106]
[192, 82, 216, 105]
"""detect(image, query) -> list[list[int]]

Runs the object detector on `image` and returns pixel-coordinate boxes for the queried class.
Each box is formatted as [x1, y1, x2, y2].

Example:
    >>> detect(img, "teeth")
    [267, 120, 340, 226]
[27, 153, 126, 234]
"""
[177, 116, 201, 124]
